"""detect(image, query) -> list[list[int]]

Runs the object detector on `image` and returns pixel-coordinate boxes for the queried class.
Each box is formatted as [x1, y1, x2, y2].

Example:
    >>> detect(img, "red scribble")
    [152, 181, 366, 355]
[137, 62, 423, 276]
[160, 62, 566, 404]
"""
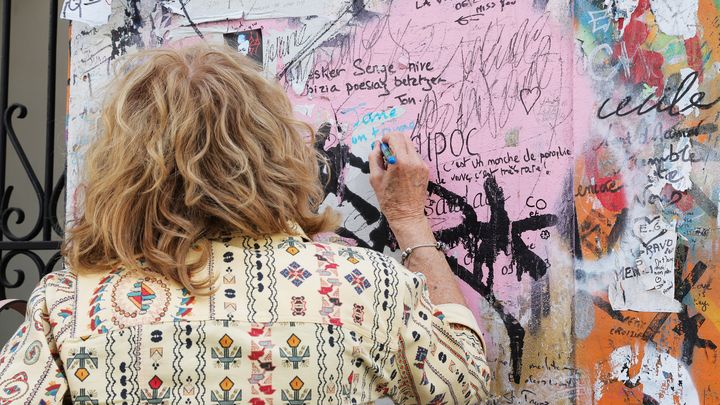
[584, 148, 627, 212]
[614, 19, 665, 94]
[684, 35, 704, 81]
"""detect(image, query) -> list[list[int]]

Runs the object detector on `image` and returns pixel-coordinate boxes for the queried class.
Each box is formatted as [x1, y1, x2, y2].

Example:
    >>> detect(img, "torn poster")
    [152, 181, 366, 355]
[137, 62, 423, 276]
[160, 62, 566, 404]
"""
[609, 215, 682, 312]
[649, 0, 699, 40]
[223, 29, 263, 65]
[604, 0, 638, 20]
[164, 0, 351, 25]
[647, 136, 695, 196]
[60, 0, 112, 27]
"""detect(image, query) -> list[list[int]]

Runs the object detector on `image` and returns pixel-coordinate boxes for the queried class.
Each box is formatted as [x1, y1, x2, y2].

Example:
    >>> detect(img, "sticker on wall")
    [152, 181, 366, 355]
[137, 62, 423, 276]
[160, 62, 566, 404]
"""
[223, 29, 263, 65]
[60, 0, 112, 26]
[164, 0, 350, 24]
[608, 216, 682, 313]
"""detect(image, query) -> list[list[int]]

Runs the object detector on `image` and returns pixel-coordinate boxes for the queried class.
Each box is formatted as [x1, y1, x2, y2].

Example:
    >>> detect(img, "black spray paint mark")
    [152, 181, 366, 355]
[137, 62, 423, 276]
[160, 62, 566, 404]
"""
[432, 176, 558, 285]
[109, 2, 144, 60]
[314, 124, 393, 252]
[429, 177, 557, 383]
[590, 243, 717, 368]
[178, 0, 204, 39]
[642, 244, 716, 365]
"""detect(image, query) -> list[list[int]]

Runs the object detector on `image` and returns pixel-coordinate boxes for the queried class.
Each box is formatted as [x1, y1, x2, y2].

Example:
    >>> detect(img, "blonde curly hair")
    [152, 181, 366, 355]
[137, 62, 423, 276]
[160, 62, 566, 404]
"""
[62, 44, 338, 294]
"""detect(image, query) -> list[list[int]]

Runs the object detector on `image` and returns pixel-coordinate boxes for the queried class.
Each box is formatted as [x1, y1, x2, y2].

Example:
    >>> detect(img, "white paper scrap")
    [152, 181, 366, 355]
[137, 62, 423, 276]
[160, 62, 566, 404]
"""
[604, 0, 638, 20]
[61, 0, 112, 27]
[164, 0, 351, 25]
[609, 215, 682, 312]
[647, 136, 694, 196]
[649, 0, 699, 40]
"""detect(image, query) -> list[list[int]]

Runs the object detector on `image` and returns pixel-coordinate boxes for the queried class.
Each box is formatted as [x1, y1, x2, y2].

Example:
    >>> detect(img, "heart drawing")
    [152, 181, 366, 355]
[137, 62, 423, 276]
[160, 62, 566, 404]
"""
[520, 87, 541, 114]
[632, 215, 670, 248]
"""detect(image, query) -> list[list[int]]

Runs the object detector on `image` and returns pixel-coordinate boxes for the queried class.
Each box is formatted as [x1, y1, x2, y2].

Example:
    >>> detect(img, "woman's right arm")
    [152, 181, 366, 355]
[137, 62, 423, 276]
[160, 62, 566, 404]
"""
[369, 132, 491, 402]
[368, 132, 467, 306]
[389, 267, 491, 403]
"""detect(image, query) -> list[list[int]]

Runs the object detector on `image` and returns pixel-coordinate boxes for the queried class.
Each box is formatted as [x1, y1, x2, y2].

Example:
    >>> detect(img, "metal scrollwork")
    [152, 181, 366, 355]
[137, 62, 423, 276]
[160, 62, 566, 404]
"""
[0, 0, 65, 301]
[1, 104, 45, 241]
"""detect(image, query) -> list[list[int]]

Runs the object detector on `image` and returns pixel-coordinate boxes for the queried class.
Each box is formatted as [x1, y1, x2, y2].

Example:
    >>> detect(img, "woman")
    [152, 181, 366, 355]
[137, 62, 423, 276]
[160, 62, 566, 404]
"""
[0, 45, 490, 404]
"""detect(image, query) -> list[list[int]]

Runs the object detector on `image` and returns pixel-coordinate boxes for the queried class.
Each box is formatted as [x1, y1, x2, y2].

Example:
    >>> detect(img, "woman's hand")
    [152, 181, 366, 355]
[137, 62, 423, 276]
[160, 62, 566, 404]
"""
[368, 133, 467, 306]
[368, 133, 433, 247]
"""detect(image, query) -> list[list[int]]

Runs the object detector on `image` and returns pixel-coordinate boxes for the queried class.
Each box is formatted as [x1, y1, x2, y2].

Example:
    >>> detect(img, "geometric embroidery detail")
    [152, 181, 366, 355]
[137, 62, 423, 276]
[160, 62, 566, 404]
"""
[73, 388, 98, 405]
[414, 347, 428, 368]
[173, 287, 195, 320]
[352, 304, 365, 325]
[282, 376, 312, 404]
[338, 247, 363, 264]
[66, 348, 98, 382]
[290, 296, 306, 316]
[280, 334, 310, 369]
[140, 375, 171, 403]
[344, 269, 371, 294]
[110, 271, 171, 330]
[211, 334, 243, 370]
[88, 269, 123, 334]
[22, 340, 42, 365]
[127, 281, 156, 313]
[279, 237, 306, 256]
[280, 262, 312, 287]
[211, 377, 242, 404]
[74, 368, 90, 382]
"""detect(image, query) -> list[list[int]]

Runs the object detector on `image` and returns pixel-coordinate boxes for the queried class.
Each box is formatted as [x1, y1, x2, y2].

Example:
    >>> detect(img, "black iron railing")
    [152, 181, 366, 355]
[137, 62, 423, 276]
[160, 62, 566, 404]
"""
[0, 0, 66, 299]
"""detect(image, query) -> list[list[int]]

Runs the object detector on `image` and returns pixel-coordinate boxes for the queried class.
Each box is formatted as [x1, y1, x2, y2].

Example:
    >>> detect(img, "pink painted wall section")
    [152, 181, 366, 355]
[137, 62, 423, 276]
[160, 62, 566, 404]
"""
[64, 0, 720, 403]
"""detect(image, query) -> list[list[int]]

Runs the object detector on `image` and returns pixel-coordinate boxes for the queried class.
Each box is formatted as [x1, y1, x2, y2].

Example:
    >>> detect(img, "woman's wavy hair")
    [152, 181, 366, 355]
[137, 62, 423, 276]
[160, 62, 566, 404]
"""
[62, 44, 338, 294]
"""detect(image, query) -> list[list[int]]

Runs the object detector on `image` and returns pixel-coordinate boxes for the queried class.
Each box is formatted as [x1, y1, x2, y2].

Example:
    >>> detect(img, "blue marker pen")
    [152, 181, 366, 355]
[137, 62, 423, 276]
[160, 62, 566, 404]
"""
[380, 142, 396, 164]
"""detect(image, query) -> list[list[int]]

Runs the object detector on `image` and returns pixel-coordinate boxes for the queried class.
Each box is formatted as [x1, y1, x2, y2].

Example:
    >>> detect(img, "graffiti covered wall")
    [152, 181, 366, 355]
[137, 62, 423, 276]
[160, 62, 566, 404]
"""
[64, 0, 720, 403]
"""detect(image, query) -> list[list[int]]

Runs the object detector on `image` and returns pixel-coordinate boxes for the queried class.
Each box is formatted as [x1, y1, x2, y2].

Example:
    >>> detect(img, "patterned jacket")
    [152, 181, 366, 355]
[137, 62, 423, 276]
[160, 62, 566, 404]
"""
[0, 229, 490, 404]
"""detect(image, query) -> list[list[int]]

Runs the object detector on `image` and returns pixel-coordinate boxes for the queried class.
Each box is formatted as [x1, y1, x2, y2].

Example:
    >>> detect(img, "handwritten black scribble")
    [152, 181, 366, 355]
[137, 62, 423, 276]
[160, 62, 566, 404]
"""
[455, 13, 485, 25]
[597, 71, 720, 119]
[433, 176, 558, 285]
[409, 14, 558, 140]
[276, 4, 356, 81]
[632, 216, 668, 248]
[520, 87, 541, 114]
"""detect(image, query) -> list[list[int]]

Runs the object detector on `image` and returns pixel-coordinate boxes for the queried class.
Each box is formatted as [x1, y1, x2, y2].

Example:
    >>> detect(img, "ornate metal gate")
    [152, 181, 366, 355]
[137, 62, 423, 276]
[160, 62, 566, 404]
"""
[0, 0, 66, 301]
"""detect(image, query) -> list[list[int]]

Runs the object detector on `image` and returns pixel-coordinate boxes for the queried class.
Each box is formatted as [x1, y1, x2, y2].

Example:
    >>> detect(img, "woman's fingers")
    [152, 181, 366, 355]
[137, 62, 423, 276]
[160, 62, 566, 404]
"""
[368, 141, 386, 190]
[368, 132, 430, 226]
[381, 132, 410, 164]
[402, 135, 423, 164]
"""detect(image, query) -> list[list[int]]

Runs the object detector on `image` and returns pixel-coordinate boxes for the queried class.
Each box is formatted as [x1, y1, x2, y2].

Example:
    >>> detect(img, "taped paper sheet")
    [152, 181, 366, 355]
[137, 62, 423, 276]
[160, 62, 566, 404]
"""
[649, 0, 699, 40]
[604, 0, 638, 20]
[60, 0, 112, 26]
[609, 215, 682, 312]
[647, 136, 695, 196]
[164, 0, 351, 25]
